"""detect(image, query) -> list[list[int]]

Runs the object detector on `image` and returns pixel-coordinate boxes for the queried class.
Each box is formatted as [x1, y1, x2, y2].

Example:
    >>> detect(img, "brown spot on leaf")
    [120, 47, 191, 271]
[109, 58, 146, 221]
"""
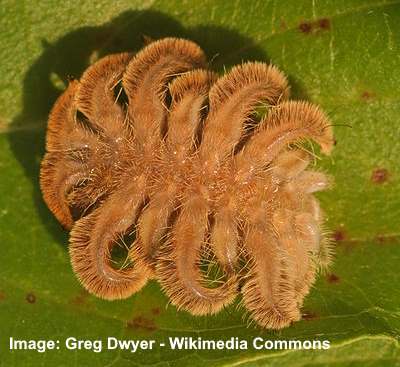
[318, 18, 330, 30]
[302, 310, 319, 320]
[299, 18, 331, 34]
[327, 273, 340, 284]
[71, 289, 89, 306]
[299, 22, 312, 34]
[332, 230, 346, 242]
[361, 91, 375, 100]
[371, 168, 389, 184]
[375, 234, 397, 245]
[26, 293, 36, 304]
[127, 316, 157, 332]
[0, 290, 5, 301]
[151, 307, 161, 316]
[279, 19, 288, 30]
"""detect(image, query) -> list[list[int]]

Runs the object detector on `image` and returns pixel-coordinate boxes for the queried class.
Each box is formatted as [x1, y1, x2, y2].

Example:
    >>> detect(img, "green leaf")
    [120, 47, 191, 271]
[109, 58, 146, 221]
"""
[1, 1, 399, 366]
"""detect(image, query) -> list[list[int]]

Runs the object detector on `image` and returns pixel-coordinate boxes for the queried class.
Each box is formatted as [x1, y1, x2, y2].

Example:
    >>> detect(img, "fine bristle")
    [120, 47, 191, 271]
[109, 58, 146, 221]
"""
[316, 230, 335, 271]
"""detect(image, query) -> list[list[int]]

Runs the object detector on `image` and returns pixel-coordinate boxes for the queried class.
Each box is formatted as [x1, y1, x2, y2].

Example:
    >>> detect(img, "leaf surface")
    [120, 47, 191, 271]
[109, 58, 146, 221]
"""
[0, 1, 399, 366]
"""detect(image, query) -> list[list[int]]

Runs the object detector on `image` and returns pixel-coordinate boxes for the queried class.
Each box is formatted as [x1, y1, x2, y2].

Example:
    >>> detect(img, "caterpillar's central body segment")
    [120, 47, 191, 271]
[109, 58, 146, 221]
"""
[40, 37, 334, 329]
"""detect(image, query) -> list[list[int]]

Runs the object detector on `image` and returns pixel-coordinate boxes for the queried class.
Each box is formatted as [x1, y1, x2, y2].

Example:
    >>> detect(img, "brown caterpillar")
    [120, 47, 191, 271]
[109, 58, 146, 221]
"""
[40, 37, 334, 329]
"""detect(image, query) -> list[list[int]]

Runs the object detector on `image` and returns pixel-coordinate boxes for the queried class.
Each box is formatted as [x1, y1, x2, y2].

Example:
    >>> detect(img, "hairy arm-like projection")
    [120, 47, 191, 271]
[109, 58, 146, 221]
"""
[40, 37, 334, 329]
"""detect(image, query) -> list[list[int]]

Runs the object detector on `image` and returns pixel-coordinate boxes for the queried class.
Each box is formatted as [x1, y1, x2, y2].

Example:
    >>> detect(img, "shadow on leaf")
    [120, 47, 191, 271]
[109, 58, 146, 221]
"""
[7, 9, 268, 246]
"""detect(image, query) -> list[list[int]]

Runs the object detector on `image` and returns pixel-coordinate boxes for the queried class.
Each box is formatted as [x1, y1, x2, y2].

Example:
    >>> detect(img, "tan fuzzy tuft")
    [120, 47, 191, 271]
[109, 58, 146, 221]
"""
[123, 38, 206, 143]
[156, 197, 238, 315]
[273, 208, 317, 306]
[70, 212, 150, 300]
[200, 62, 289, 162]
[169, 69, 217, 102]
[208, 62, 289, 110]
[241, 226, 300, 329]
[238, 100, 334, 171]
[75, 53, 132, 133]
[40, 152, 83, 229]
[166, 69, 216, 150]
[69, 180, 151, 299]
[268, 101, 334, 155]
[40, 81, 96, 228]
[123, 38, 206, 96]
[45, 80, 80, 151]
[271, 149, 310, 181]
[137, 191, 175, 267]
[209, 208, 239, 272]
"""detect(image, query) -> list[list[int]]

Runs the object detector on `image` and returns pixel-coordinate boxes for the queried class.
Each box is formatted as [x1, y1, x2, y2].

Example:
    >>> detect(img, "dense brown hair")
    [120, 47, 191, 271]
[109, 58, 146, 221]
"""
[40, 37, 334, 329]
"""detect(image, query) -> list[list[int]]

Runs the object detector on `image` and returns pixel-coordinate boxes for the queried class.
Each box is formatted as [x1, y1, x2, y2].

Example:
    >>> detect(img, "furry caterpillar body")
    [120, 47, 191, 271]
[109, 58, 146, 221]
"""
[40, 37, 334, 329]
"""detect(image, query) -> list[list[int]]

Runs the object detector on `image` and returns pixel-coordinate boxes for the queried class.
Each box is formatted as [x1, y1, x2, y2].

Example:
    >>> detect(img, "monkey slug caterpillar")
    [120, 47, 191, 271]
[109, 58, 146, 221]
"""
[40, 37, 334, 329]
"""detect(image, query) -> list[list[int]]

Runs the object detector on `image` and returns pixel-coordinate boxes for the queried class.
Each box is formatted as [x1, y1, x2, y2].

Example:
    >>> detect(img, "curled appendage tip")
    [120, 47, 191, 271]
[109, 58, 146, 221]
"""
[157, 199, 237, 315]
[70, 210, 151, 300]
[241, 227, 300, 329]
